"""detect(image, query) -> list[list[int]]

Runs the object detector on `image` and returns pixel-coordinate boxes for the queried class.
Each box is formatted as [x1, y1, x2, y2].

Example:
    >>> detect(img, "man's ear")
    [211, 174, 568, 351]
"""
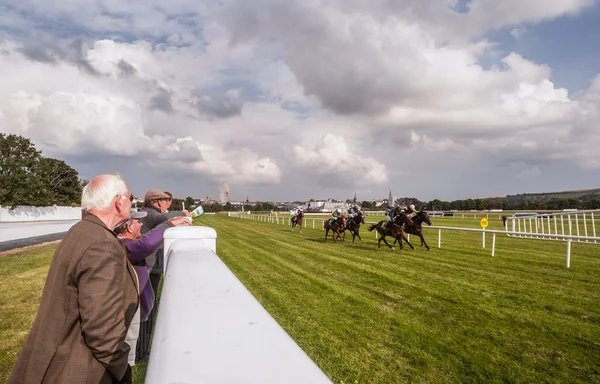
[115, 195, 126, 213]
[127, 223, 134, 234]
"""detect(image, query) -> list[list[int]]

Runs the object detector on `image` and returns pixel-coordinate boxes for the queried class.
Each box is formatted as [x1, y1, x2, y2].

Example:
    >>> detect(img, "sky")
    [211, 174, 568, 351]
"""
[1, 0, 600, 202]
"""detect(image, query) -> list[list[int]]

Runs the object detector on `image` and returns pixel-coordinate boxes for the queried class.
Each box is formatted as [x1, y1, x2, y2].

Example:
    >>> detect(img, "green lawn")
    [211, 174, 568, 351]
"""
[1, 214, 599, 383]
[203, 213, 600, 383]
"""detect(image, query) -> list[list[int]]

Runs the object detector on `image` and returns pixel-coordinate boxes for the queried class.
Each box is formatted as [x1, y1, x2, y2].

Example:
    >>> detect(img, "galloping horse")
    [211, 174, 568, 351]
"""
[324, 215, 346, 243]
[291, 211, 304, 232]
[345, 211, 365, 242]
[394, 211, 432, 250]
[368, 213, 414, 250]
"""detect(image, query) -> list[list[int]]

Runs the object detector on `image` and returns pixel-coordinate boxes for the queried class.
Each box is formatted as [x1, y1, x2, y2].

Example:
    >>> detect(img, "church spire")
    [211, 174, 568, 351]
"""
[388, 189, 393, 207]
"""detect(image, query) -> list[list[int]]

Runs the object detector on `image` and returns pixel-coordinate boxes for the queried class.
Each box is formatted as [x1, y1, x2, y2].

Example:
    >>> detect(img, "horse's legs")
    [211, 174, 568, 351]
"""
[381, 236, 395, 250]
[325, 228, 329, 241]
[420, 234, 430, 251]
[400, 233, 415, 250]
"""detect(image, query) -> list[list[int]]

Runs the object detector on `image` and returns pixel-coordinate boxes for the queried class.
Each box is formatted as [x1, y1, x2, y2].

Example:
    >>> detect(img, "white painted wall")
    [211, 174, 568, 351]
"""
[0, 220, 79, 242]
[0, 206, 82, 222]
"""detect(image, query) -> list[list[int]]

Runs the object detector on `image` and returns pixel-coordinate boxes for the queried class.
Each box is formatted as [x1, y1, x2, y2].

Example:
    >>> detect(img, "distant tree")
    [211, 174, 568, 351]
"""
[361, 200, 372, 209]
[38, 157, 81, 206]
[185, 196, 195, 208]
[170, 198, 184, 211]
[0, 134, 50, 208]
[224, 202, 232, 211]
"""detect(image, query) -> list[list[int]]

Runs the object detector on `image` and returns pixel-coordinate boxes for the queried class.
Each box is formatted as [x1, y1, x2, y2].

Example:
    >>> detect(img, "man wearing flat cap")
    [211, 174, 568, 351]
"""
[137, 189, 190, 361]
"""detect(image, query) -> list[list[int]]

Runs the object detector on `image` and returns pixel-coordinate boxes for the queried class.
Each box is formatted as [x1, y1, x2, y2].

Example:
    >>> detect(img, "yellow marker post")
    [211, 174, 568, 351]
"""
[480, 218, 488, 248]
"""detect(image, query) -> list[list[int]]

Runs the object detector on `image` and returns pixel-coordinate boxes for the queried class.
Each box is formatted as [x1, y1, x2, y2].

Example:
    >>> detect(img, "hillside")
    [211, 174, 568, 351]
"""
[501, 188, 600, 202]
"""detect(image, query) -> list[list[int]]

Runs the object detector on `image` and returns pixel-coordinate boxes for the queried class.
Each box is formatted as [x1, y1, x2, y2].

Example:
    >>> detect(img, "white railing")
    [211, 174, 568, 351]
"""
[421, 226, 600, 269]
[504, 210, 599, 244]
[146, 227, 332, 384]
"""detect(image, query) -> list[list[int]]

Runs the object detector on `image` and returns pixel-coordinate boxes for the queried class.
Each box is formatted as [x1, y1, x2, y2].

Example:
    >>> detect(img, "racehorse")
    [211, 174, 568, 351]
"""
[345, 211, 365, 242]
[291, 211, 304, 232]
[368, 213, 414, 250]
[324, 215, 347, 243]
[394, 211, 432, 250]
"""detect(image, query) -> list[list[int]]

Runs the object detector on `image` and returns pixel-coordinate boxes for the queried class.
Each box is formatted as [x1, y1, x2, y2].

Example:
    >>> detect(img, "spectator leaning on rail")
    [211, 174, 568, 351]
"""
[139, 189, 191, 272]
[137, 189, 190, 362]
[8, 174, 138, 384]
[115, 210, 191, 366]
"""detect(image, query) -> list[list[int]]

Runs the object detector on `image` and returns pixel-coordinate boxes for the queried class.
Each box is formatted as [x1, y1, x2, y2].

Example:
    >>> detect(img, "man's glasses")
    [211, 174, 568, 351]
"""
[119, 194, 135, 202]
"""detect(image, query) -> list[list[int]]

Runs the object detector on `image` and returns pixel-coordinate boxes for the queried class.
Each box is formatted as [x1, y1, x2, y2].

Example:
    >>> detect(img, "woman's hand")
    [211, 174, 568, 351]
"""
[168, 216, 192, 226]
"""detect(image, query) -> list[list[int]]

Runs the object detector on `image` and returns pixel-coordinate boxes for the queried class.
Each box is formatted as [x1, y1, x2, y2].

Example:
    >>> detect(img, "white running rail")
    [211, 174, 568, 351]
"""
[504, 210, 599, 244]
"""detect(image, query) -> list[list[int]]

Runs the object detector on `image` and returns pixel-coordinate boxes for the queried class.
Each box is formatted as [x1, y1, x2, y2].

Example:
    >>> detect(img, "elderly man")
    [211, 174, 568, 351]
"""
[9, 174, 138, 384]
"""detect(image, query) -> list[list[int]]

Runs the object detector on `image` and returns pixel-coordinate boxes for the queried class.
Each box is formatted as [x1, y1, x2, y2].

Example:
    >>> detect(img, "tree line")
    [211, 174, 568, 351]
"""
[358, 196, 600, 211]
[0, 134, 82, 208]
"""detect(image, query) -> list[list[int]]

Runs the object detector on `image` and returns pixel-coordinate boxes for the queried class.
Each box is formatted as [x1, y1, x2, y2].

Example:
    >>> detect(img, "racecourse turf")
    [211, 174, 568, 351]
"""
[1, 213, 599, 383]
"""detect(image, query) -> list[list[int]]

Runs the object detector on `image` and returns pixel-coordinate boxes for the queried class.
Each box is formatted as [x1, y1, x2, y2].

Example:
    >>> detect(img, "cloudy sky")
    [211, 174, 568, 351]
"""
[1, 0, 600, 202]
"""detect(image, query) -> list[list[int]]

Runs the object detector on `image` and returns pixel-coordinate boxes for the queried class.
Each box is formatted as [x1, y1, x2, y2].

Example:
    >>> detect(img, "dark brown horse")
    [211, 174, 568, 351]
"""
[368, 213, 414, 250]
[394, 211, 432, 250]
[345, 211, 365, 242]
[291, 211, 304, 232]
[324, 215, 346, 243]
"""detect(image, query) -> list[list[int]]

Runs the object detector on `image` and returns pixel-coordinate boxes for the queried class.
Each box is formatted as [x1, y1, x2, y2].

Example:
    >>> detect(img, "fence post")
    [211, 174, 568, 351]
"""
[438, 229, 441, 248]
[491, 233, 496, 257]
[482, 229, 485, 248]
[566, 239, 572, 268]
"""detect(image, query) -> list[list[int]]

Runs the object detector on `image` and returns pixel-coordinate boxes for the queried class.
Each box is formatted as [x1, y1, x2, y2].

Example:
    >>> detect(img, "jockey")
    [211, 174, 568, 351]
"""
[330, 208, 342, 226]
[348, 204, 361, 223]
[405, 204, 416, 216]
[384, 206, 394, 229]
[332, 208, 342, 219]
[297, 208, 304, 218]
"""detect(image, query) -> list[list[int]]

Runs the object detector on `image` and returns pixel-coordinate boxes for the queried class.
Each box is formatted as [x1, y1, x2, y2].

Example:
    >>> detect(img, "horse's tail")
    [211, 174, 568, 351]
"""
[368, 224, 377, 232]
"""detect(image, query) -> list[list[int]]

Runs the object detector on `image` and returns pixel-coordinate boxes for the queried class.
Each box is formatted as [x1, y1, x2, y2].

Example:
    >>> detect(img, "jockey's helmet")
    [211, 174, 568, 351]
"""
[335, 208, 342, 214]
[410, 204, 415, 210]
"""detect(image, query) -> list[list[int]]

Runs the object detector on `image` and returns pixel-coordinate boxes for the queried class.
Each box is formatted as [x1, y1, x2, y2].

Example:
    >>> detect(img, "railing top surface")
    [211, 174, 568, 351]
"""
[164, 225, 216, 239]
[147, 238, 332, 384]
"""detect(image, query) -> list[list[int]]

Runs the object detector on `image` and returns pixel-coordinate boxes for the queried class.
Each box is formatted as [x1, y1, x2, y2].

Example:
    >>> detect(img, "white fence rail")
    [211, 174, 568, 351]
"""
[422, 226, 600, 269]
[146, 227, 332, 384]
[504, 210, 599, 244]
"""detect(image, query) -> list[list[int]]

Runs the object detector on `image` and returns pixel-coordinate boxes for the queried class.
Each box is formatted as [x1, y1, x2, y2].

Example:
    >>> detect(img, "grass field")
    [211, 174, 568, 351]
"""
[1, 214, 599, 383]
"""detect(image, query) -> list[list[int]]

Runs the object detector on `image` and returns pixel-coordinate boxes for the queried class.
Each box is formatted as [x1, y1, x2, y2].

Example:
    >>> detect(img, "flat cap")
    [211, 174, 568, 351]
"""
[144, 189, 170, 202]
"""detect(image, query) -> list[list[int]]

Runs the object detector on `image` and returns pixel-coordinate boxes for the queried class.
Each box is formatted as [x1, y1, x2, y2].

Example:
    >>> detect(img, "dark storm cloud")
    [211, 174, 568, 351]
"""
[149, 87, 173, 113]
[194, 90, 245, 119]
[117, 59, 137, 77]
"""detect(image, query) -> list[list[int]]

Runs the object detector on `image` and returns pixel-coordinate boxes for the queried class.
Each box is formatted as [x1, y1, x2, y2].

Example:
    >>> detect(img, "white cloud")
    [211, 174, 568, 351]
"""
[0, 0, 599, 200]
[293, 134, 388, 185]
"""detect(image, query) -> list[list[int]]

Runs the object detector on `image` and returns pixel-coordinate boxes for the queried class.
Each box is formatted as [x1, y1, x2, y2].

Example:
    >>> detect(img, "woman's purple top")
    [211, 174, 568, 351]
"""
[122, 222, 171, 322]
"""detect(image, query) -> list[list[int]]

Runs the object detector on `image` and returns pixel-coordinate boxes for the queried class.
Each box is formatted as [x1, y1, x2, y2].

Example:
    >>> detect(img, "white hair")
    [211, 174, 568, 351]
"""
[81, 174, 128, 211]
